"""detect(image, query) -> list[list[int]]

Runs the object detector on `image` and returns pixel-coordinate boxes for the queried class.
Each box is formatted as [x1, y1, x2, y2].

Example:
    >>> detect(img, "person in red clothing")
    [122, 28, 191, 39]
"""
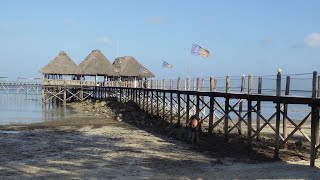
[187, 115, 201, 149]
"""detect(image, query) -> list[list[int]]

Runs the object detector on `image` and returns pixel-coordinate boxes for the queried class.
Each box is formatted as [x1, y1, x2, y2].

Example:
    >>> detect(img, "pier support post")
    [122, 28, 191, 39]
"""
[209, 95, 214, 135]
[63, 88, 66, 107]
[162, 91, 166, 124]
[196, 93, 200, 117]
[170, 92, 173, 124]
[224, 97, 230, 142]
[310, 104, 319, 167]
[186, 94, 190, 126]
[156, 91, 159, 116]
[224, 75, 230, 141]
[283, 76, 290, 142]
[146, 90, 149, 113]
[177, 77, 181, 125]
[256, 77, 262, 139]
[238, 75, 245, 135]
[275, 70, 282, 159]
[311, 71, 319, 166]
[177, 92, 181, 126]
[248, 75, 253, 146]
[150, 90, 154, 115]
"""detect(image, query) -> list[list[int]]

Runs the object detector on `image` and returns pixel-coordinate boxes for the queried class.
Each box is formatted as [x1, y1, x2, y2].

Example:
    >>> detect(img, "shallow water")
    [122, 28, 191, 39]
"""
[0, 90, 312, 125]
[0, 93, 76, 125]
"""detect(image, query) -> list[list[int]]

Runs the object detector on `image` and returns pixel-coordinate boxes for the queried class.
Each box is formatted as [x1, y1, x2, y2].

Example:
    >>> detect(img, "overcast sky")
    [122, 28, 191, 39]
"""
[1, 0, 320, 80]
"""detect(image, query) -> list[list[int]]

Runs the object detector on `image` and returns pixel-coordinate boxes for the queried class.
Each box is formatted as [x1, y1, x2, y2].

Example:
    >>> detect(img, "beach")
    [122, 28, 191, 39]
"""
[0, 100, 319, 179]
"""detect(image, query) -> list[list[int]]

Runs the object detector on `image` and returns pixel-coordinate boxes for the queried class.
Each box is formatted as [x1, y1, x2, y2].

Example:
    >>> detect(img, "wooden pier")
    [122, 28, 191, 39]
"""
[1, 71, 320, 167]
[0, 77, 41, 94]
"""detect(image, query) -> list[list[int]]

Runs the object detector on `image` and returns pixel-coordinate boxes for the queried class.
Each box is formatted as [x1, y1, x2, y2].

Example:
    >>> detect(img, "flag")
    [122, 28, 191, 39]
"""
[139, 66, 148, 74]
[191, 44, 210, 58]
[162, 61, 173, 68]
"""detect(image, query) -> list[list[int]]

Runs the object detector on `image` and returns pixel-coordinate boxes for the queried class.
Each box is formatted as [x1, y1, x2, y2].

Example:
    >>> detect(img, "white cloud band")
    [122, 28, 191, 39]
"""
[304, 32, 320, 48]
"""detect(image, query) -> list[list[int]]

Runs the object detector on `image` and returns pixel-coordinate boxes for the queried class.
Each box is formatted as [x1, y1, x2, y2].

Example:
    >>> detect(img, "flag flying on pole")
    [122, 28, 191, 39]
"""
[139, 66, 148, 74]
[191, 44, 210, 58]
[162, 61, 173, 68]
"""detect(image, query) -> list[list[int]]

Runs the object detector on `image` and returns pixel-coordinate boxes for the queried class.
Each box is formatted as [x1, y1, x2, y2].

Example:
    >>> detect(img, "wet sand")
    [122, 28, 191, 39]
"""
[0, 100, 319, 179]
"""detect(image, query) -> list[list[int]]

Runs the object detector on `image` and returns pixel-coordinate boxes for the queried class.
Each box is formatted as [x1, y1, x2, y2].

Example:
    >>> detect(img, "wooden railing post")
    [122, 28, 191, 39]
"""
[210, 76, 214, 92]
[196, 78, 200, 117]
[150, 79, 153, 89]
[226, 75, 230, 93]
[187, 77, 190, 90]
[196, 78, 200, 91]
[156, 80, 158, 89]
[201, 78, 205, 118]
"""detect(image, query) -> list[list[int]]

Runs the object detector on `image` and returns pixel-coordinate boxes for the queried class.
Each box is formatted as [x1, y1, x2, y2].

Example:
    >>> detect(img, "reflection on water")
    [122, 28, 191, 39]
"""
[0, 93, 75, 125]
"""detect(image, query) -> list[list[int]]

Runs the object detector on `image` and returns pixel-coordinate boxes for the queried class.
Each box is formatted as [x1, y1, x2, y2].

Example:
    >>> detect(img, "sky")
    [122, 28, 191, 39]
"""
[0, 0, 320, 80]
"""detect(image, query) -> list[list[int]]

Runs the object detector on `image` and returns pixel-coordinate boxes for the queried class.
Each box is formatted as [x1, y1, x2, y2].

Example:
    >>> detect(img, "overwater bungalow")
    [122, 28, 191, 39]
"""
[41, 51, 80, 82]
[113, 56, 154, 87]
[78, 49, 118, 84]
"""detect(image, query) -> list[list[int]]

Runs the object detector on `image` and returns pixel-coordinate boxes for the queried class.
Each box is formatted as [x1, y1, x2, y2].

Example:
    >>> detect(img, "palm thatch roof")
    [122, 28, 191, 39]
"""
[78, 49, 117, 76]
[41, 51, 79, 75]
[113, 56, 155, 78]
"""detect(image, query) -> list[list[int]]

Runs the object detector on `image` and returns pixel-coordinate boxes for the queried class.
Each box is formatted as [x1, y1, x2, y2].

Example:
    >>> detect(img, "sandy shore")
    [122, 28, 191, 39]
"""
[0, 100, 319, 179]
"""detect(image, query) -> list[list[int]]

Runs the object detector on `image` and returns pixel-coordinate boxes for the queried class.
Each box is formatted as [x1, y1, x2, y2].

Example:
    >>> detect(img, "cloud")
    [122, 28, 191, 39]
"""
[147, 16, 165, 25]
[304, 32, 320, 48]
[96, 37, 112, 46]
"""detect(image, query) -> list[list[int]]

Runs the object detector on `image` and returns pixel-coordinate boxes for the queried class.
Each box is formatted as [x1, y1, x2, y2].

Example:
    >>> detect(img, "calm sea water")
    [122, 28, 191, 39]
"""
[0, 93, 76, 125]
[0, 89, 312, 125]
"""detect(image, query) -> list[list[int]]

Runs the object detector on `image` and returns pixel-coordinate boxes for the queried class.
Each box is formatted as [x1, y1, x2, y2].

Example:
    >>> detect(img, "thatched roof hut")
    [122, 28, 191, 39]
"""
[41, 51, 79, 75]
[78, 49, 117, 76]
[113, 56, 155, 78]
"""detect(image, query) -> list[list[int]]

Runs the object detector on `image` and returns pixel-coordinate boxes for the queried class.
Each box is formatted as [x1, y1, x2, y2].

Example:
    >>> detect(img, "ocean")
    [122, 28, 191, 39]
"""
[0, 92, 75, 125]
[0, 87, 313, 125]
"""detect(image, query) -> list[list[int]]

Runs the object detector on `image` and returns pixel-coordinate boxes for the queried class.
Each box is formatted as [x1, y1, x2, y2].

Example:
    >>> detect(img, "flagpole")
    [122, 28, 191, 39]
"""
[188, 59, 190, 78]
